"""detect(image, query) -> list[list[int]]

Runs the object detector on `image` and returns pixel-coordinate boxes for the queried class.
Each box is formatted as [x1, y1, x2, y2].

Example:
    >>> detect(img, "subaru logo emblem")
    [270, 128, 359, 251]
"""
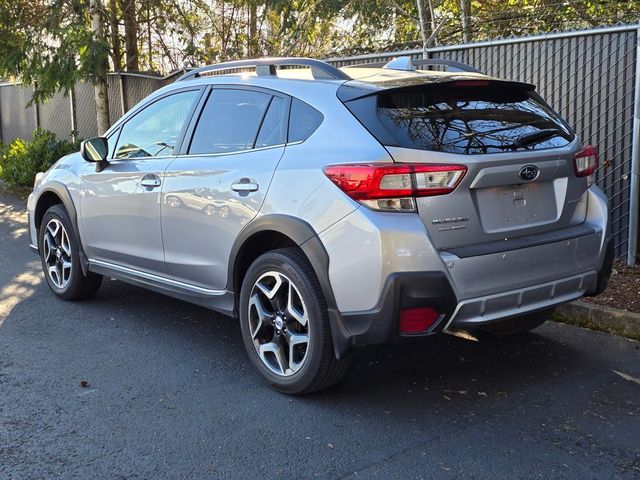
[519, 165, 539, 182]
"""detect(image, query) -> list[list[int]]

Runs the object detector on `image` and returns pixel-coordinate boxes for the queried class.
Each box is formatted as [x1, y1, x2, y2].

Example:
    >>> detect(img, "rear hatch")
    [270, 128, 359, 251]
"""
[338, 76, 589, 252]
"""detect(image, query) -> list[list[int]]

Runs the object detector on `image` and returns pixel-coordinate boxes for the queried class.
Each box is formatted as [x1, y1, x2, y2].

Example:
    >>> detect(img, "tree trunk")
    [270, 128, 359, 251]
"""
[89, 0, 111, 134]
[427, 0, 438, 46]
[415, 0, 431, 58]
[248, 3, 258, 57]
[119, 0, 138, 71]
[108, 0, 122, 70]
[460, 0, 472, 43]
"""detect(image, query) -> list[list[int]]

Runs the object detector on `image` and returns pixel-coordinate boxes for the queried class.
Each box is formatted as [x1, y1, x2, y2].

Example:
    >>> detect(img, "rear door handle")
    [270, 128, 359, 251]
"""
[140, 174, 162, 189]
[231, 178, 259, 192]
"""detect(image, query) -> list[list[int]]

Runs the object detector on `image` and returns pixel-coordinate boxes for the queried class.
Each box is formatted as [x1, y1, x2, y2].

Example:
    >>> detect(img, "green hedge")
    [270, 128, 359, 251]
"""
[0, 129, 80, 187]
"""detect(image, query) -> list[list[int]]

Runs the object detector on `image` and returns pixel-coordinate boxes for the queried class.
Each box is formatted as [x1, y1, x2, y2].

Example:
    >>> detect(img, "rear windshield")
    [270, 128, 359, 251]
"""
[343, 83, 574, 154]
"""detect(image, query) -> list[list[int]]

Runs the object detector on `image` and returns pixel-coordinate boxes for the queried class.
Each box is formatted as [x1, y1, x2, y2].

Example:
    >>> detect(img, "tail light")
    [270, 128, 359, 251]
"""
[323, 163, 466, 212]
[399, 307, 440, 334]
[574, 145, 599, 179]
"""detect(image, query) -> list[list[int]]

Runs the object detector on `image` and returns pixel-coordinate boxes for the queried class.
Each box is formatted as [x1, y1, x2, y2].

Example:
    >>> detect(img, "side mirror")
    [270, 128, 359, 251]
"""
[80, 137, 108, 163]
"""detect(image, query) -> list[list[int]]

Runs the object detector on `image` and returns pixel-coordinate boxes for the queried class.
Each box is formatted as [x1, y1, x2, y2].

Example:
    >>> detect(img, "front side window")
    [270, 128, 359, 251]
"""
[189, 89, 272, 155]
[114, 90, 199, 159]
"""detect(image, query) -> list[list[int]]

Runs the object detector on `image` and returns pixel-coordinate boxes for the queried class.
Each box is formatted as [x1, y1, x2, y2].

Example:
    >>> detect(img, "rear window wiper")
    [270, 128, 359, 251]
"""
[512, 128, 561, 149]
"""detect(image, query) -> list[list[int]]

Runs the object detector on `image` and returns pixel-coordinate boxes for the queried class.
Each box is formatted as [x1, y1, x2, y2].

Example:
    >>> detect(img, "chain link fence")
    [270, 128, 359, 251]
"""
[0, 24, 638, 262]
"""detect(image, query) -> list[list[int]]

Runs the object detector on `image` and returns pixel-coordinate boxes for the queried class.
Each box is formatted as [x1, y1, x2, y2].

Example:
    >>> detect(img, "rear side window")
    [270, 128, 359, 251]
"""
[189, 89, 272, 155]
[345, 83, 574, 154]
[255, 96, 287, 148]
[288, 98, 323, 143]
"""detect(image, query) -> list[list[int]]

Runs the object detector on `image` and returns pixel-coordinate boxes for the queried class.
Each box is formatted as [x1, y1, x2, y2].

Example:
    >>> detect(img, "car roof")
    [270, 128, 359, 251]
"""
[108, 58, 528, 135]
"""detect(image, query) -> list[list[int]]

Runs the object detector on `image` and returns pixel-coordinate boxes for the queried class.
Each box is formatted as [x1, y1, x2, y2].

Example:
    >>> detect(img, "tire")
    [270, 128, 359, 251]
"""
[39, 204, 103, 300]
[239, 248, 348, 394]
[478, 308, 555, 336]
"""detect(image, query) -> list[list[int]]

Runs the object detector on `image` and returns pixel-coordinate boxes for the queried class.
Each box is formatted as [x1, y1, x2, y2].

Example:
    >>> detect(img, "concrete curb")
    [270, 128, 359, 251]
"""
[554, 301, 640, 341]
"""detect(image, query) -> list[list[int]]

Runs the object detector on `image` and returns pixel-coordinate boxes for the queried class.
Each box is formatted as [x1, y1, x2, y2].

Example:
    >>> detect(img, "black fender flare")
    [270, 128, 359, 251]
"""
[35, 182, 90, 275]
[228, 214, 351, 358]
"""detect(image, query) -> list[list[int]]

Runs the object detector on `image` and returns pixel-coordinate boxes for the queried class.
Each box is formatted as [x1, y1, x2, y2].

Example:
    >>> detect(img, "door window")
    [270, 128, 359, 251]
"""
[188, 89, 272, 155]
[114, 90, 200, 159]
[255, 96, 287, 148]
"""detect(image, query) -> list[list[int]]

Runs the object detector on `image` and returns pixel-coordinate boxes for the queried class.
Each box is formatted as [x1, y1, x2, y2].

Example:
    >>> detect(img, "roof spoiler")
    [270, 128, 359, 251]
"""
[347, 56, 483, 74]
[337, 77, 537, 102]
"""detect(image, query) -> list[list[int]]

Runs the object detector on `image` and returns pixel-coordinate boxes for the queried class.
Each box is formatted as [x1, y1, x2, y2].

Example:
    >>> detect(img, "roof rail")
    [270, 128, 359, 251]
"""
[347, 56, 483, 74]
[177, 57, 352, 82]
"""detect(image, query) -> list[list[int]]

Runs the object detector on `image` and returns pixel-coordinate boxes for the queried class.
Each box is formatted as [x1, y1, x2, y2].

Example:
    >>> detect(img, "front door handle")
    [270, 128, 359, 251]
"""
[231, 178, 259, 192]
[140, 174, 162, 189]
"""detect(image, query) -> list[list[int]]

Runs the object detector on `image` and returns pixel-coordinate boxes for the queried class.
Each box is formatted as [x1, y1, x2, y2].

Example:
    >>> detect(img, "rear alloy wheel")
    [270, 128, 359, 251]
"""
[39, 204, 102, 300]
[479, 308, 555, 336]
[248, 271, 310, 376]
[239, 248, 348, 394]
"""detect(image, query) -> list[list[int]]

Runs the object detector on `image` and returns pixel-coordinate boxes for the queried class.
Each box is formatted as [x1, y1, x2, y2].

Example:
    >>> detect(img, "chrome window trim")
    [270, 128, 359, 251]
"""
[176, 143, 287, 159]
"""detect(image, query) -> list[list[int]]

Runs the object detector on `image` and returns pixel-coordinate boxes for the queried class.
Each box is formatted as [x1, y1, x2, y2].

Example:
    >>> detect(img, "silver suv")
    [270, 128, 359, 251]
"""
[27, 57, 613, 394]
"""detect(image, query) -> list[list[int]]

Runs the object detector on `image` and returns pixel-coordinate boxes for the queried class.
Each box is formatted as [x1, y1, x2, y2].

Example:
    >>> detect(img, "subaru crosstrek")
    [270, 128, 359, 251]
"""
[27, 57, 613, 394]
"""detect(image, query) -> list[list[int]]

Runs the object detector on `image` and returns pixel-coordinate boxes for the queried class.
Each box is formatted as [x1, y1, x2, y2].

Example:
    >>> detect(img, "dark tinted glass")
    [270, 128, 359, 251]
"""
[375, 85, 573, 154]
[114, 90, 199, 159]
[189, 89, 271, 155]
[255, 97, 287, 148]
[288, 98, 323, 143]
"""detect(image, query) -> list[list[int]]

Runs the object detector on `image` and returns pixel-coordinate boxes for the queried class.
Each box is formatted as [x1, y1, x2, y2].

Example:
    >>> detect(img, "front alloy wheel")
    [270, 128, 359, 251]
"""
[248, 271, 310, 376]
[42, 218, 73, 289]
[39, 204, 102, 300]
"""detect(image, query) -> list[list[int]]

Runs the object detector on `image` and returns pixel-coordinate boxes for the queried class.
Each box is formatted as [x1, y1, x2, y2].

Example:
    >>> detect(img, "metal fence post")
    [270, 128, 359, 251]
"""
[627, 26, 640, 266]
[118, 72, 127, 116]
[69, 85, 77, 143]
[0, 87, 3, 144]
[33, 88, 40, 131]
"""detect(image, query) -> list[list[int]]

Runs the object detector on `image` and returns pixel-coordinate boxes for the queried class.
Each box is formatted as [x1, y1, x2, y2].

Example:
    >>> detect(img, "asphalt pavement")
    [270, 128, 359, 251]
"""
[1, 191, 639, 479]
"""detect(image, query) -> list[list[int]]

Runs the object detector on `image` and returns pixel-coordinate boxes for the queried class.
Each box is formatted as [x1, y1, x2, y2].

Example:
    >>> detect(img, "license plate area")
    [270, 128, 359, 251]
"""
[474, 181, 559, 233]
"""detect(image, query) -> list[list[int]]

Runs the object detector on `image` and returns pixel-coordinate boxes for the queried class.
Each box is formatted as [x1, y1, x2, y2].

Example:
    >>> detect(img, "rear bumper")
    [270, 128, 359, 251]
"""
[445, 270, 597, 329]
[330, 233, 614, 355]
[320, 184, 611, 354]
[336, 272, 457, 347]
[331, 235, 613, 352]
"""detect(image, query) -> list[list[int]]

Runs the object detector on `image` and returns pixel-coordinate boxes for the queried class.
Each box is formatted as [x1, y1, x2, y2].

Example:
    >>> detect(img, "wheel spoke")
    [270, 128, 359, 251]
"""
[286, 282, 308, 327]
[46, 220, 59, 238]
[43, 234, 53, 262]
[249, 293, 270, 339]
[286, 331, 309, 373]
[259, 341, 288, 375]
[256, 272, 283, 300]
[60, 229, 72, 256]
[48, 265, 61, 287]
